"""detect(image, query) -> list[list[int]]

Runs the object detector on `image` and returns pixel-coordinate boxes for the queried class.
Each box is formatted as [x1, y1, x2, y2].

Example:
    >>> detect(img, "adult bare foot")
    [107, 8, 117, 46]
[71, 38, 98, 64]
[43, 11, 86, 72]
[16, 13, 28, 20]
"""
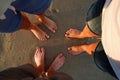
[34, 48, 45, 70]
[38, 16, 57, 33]
[30, 24, 49, 41]
[68, 46, 85, 55]
[37, 14, 57, 33]
[65, 28, 82, 38]
[47, 53, 65, 72]
[65, 26, 101, 39]
[68, 41, 99, 55]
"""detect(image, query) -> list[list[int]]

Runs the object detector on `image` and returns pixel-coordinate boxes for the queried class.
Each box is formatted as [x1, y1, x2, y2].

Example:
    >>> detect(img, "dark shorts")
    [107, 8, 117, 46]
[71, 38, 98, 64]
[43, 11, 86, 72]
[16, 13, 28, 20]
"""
[0, 64, 37, 80]
[93, 42, 117, 79]
[86, 0, 105, 36]
[11, 0, 51, 14]
[0, 9, 22, 33]
[0, 64, 73, 80]
[0, 0, 51, 33]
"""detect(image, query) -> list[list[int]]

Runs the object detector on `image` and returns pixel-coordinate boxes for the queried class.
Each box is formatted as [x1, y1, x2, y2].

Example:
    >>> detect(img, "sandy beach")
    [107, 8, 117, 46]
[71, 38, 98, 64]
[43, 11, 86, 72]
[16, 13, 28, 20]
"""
[0, 0, 116, 80]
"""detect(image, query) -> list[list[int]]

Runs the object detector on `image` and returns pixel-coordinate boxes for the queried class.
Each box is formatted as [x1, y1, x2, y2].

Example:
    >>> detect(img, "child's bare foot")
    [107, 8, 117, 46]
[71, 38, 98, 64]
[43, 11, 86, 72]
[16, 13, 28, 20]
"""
[38, 16, 57, 33]
[47, 53, 65, 72]
[30, 24, 49, 41]
[34, 48, 45, 71]
[65, 28, 82, 38]
[68, 46, 85, 55]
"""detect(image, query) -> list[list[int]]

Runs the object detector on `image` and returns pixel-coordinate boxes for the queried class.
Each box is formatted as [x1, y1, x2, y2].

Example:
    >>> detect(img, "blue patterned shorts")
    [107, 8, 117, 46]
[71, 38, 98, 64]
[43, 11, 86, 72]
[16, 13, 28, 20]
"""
[0, 0, 51, 33]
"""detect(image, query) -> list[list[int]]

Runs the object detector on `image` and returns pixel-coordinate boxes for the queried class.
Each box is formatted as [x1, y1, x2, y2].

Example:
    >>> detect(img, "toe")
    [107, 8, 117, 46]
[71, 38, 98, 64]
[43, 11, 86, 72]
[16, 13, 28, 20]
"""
[65, 33, 69, 37]
[68, 47, 73, 54]
[40, 48, 45, 53]
[35, 48, 40, 54]
[52, 27, 57, 33]
[66, 29, 70, 34]
[65, 29, 73, 37]
[45, 33, 49, 39]
[68, 47, 72, 51]
[58, 53, 64, 58]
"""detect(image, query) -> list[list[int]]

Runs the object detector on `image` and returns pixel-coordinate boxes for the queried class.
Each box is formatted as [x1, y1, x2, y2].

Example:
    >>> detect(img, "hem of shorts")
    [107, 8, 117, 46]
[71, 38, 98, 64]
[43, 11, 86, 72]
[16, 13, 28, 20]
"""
[86, 23, 101, 36]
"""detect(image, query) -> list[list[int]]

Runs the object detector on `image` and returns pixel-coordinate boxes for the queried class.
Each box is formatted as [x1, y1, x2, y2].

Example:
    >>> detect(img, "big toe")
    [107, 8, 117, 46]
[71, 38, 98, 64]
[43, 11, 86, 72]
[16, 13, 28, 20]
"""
[65, 32, 70, 37]
[40, 48, 45, 53]
[68, 47, 73, 54]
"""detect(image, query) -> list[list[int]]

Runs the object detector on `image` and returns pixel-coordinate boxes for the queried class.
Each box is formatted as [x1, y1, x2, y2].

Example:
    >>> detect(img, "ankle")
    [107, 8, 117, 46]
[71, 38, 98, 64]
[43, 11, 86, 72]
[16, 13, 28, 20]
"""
[81, 25, 99, 38]
[86, 42, 99, 55]
[80, 45, 91, 55]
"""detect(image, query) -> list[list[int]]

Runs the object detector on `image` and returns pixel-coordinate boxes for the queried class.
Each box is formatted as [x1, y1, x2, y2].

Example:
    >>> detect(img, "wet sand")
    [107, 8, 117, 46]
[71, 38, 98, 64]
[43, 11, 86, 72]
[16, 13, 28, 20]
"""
[0, 0, 116, 80]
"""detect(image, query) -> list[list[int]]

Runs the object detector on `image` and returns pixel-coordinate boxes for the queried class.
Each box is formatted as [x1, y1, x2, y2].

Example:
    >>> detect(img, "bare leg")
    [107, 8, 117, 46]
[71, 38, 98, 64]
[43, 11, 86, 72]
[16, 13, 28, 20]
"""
[20, 14, 49, 41]
[65, 25, 100, 38]
[47, 53, 65, 77]
[68, 41, 100, 55]
[34, 48, 45, 76]
[36, 13, 57, 33]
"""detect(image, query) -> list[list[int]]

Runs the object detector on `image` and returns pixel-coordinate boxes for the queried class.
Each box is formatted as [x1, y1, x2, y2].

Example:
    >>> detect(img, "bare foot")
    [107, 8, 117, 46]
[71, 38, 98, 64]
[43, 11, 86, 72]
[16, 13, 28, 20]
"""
[68, 41, 100, 55]
[47, 53, 65, 72]
[38, 16, 57, 33]
[34, 48, 45, 70]
[65, 28, 82, 38]
[68, 46, 85, 55]
[65, 26, 101, 39]
[30, 24, 49, 41]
